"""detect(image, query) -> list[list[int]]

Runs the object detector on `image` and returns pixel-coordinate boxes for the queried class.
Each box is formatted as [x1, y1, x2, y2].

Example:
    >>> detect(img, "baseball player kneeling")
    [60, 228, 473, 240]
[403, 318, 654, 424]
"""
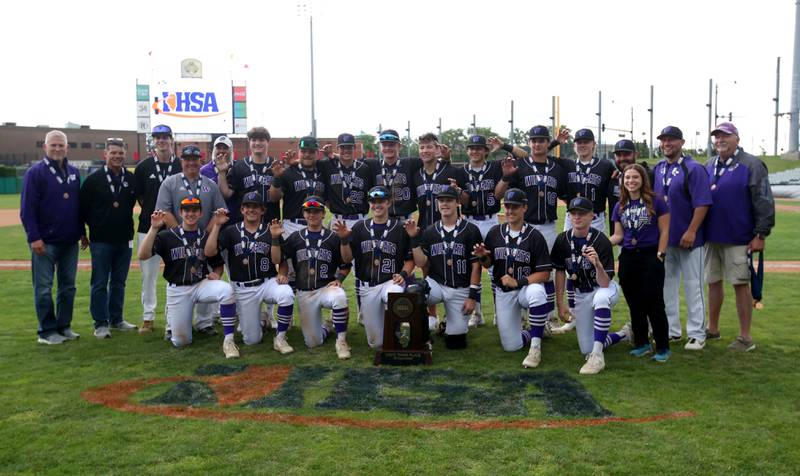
[204, 191, 295, 355]
[404, 185, 483, 349]
[474, 188, 552, 367]
[271, 196, 353, 360]
[137, 198, 238, 357]
[341, 186, 414, 349]
[551, 197, 629, 375]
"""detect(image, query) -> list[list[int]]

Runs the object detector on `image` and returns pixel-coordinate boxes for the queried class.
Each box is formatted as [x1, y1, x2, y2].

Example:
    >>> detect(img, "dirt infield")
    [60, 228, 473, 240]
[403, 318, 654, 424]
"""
[0, 210, 19, 227]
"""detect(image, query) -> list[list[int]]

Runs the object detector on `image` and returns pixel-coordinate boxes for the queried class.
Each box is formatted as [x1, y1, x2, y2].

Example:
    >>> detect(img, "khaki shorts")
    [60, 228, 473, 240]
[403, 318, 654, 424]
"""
[704, 242, 750, 285]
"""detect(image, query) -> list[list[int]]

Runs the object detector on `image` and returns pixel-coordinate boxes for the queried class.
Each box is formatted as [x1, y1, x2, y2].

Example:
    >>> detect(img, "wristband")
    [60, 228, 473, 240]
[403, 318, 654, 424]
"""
[271, 238, 282, 246]
[335, 271, 348, 283]
[502, 143, 514, 153]
[271, 176, 284, 188]
[400, 270, 409, 279]
[410, 235, 422, 248]
[479, 254, 490, 263]
[469, 287, 480, 300]
[501, 175, 511, 183]
[340, 236, 351, 245]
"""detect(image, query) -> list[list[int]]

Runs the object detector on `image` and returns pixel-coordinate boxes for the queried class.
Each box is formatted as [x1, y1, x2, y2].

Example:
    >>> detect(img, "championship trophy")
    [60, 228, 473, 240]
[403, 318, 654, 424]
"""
[374, 280, 432, 365]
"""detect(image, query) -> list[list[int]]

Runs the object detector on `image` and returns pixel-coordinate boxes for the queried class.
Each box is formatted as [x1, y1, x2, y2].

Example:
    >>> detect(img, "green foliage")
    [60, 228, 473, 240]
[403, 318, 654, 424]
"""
[356, 132, 377, 157]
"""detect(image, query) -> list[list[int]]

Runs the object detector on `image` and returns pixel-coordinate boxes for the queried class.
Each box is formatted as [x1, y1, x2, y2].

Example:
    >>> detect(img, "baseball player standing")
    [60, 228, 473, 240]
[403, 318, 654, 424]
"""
[342, 186, 414, 349]
[473, 189, 552, 367]
[551, 197, 629, 374]
[411, 133, 469, 229]
[205, 191, 295, 355]
[137, 198, 238, 358]
[405, 185, 483, 348]
[269, 136, 326, 237]
[653, 126, 712, 350]
[364, 129, 423, 220]
[272, 196, 353, 359]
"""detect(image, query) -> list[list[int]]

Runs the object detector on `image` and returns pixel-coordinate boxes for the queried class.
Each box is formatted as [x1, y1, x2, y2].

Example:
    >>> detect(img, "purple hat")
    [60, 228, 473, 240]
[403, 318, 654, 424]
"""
[711, 122, 739, 137]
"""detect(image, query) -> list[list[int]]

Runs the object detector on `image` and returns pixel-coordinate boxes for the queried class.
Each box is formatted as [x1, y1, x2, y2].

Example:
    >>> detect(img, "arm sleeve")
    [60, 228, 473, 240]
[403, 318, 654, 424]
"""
[19, 170, 42, 243]
[746, 158, 775, 236]
[599, 237, 615, 279]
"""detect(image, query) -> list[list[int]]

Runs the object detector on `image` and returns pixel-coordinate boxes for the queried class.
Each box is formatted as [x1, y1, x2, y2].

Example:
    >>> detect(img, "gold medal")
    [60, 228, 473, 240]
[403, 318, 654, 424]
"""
[63, 192, 69, 199]
[538, 191, 545, 198]
[631, 238, 638, 246]
[373, 258, 381, 267]
[447, 258, 453, 266]
[711, 184, 717, 190]
[570, 273, 577, 280]
[426, 200, 432, 206]
[507, 267, 514, 275]
[471, 201, 477, 207]
[345, 197, 352, 204]
[113, 201, 119, 208]
[242, 258, 249, 266]
[309, 267, 316, 276]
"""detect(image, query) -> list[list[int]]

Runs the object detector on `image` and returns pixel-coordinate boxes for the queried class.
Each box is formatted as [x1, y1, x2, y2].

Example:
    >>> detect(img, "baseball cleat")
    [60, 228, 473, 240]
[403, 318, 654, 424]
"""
[273, 335, 294, 355]
[684, 338, 705, 351]
[138, 320, 154, 334]
[223, 338, 240, 359]
[549, 319, 576, 335]
[335, 340, 352, 360]
[579, 352, 605, 375]
[522, 346, 542, 368]
[428, 315, 439, 332]
[467, 308, 484, 328]
[618, 322, 632, 344]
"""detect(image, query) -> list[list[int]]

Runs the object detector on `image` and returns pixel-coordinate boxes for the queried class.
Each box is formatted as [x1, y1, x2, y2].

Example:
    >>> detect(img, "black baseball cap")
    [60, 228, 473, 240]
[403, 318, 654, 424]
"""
[367, 185, 391, 201]
[657, 126, 683, 140]
[567, 197, 593, 213]
[467, 135, 489, 150]
[527, 125, 550, 139]
[574, 129, 595, 141]
[241, 191, 264, 207]
[181, 145, 202, 159]
[614, 139, 636, 153]
[299, 136, 318, 150]
[378, 129, 401, 143]
[302, 196, 325, 210]
[503, 188, 528, 205]
[152, 124, 173, 137]
[436, 185, 460, 200]
[337, 133, 356, 147]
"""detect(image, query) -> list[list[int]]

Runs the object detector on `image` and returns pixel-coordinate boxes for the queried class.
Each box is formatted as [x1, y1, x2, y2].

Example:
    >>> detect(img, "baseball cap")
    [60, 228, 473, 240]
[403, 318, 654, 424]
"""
[179, 196, 202, 209]
[213, 136, 233, 149]
[367, 185, 391, 201]
[378, 129, 401, 143]
[337, 133, 356, 147]
[152, 124, 172, 137]
[299, 136, 319, 150]
[302, 196, 325, 210]
[657, 126, 684, 140]
[180, 145, 202, 159]
[567, 197, 593, 213]
[241, 191, 264, 207]
[527, 125, 550, 139]
[711, 122, 739, 137]
[247, 127, 271, 141]
[574, 129, 595, 141]
[614, 139, 636, 153]
[436, 185, 459, 200]
[503, 188, 528, 205]
[467, 135, 489, 149]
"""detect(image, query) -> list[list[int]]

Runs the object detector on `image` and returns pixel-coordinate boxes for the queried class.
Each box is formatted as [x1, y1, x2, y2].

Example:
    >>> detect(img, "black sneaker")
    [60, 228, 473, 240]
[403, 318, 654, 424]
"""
[198, 326, 218, 336]
[669, 335, 682, 343]
[163, 329, 173, 341]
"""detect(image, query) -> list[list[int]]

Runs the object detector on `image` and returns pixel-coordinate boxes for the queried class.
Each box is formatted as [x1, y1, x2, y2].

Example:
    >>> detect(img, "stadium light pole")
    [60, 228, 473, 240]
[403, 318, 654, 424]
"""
[790, 0, 800, 152]
[775, 57, 781, 156]
[648, 85, 654, 158]
[509, 100, 514, 144]
[707, 79, 713, 157]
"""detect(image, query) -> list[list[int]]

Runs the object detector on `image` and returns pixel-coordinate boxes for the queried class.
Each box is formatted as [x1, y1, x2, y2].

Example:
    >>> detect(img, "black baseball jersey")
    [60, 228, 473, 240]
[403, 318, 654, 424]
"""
[419, 220, 482, 288]
[484, 223, 552, 293]
[217, 222, 277, 282]
[556, 157, 616, 214]
[365, 157, 423, 218]
[227, 157, 280, 223]
[133, 155, 181, 233]
[412, 161, 469, 228]
[551, 227, 615, 293]
[282, 228, 345, 291]
[276, 164, 326, 220]
[152, 227, 224, 286]
[349, 219, 411, 285]
[318, 157, 374, 215]
[460, 160, 504, 217]
[510, 156, 569, 224]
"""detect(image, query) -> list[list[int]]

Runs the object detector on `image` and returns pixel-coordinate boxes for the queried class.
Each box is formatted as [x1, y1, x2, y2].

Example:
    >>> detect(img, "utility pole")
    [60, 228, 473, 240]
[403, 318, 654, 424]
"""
[471, 114, 476, 135]
[630, 107, 634, 140]
[509, 100, 514, 144]
[648, 85, 654, 158]
[775, 57, 781, 156]
[309, 14, 317, 137]
[707, 79, 713, 157]
[790, 0, 800, 152]
[597, 90, 602, 155]
[437, 117, 442, 139]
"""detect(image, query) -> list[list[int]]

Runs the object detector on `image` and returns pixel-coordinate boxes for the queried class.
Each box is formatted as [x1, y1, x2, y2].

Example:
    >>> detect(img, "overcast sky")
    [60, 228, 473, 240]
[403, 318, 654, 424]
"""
[2, 0, 796, 154]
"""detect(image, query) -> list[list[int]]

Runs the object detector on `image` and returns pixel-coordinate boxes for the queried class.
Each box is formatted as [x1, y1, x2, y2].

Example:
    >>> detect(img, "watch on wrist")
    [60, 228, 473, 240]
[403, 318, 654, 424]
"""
[657, 251, 666, 260]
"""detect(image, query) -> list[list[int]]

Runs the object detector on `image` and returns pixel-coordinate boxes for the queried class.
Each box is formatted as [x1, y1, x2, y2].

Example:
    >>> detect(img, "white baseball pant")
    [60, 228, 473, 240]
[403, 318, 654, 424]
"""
[233, 278, 295, 345]
[297, 286, 348, 348]
[664, 245, 706, 341]
[359, 280, 405, 348]
[424, 277, 470, 336]
[138, 232, 161, 322]
[166, 279, 235, 347]
[465, 215, 499, 240]
[493, 283, 547, 351]
[571, 280, 621, 355]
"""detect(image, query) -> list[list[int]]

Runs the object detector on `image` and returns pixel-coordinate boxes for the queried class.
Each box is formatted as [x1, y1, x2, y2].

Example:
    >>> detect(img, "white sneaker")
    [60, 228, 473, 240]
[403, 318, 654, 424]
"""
[618, 322, 632, 344]
[551, 319, 576, 335]
[223, 338, 240, 359]
[94, 327, 111, 339]
[273, 334, 294, 355]
[61, 328, 80, 340]
[111, 320, 138, 331]
[684, 338, 705, 351]
[37, 333, 67, 345]
[579, 352, 605, 375]
[522, 346, 542, 368]
[335, 340, 352, 360]
[468, 308, 484, 328]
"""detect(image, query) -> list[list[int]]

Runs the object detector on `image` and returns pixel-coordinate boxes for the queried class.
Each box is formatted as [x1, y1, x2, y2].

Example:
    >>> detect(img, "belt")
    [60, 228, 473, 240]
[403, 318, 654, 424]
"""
[168, 280, 202, 288]
[288, 218, 308, 225]
[466, 214, 497, 221]
[233, 278, 265, 288]
[334, 213, 365, 221]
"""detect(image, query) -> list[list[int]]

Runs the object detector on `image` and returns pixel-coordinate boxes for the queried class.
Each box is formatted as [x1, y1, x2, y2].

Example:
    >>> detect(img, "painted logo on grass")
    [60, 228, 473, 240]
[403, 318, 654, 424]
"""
[82, 364, 693, 430]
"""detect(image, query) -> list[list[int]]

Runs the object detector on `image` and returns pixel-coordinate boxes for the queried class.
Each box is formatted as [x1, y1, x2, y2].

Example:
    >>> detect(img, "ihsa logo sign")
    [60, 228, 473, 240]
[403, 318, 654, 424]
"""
[152, 91, 226, 118]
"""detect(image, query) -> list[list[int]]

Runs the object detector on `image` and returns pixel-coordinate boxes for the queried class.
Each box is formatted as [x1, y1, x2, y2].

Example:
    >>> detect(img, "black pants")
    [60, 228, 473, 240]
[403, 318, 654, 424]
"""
[618, 247, 669, 352]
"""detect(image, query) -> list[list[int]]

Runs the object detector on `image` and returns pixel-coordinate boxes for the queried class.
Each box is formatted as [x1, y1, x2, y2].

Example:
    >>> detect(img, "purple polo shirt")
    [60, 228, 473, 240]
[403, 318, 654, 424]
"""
[611, 196, 669, 249]
[704, 152, 753, 245]
[20, 157, 82, 244]
[200, 161, 239, 222]
[653, 156, 712, 248]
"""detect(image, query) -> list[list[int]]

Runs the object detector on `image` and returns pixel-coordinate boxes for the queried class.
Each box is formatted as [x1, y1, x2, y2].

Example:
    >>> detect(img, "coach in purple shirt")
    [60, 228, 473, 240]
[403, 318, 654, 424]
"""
[20, 130, 87, 345]
[704, 123, 774, 352]
[653, 126, 712, 350]
[200, 135, 238, 221]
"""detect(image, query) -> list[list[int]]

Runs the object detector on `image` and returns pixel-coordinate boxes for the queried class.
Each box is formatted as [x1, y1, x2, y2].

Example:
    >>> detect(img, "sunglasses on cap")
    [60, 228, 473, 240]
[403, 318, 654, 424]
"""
[368, 189, 390, 200]
[181, 146, 202, 159]
[302, 198, 325, 209]
[379, 132, 400, 142]
[106, 137, 125, 147]
[180, 197, 201, 208]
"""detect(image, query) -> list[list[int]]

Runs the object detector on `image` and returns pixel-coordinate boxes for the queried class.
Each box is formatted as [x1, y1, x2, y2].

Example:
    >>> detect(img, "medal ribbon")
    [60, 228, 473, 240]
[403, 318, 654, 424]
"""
[503, 223, 527, 277]
[181, 173, 199, 198]
[154, 156, 178, 183]
[712, 156, 733, 186]
[336, 159, 357, 205]
[660, 156, 684, 196]
[178, 227, 203, 271]
[104, 165, 122, 203]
